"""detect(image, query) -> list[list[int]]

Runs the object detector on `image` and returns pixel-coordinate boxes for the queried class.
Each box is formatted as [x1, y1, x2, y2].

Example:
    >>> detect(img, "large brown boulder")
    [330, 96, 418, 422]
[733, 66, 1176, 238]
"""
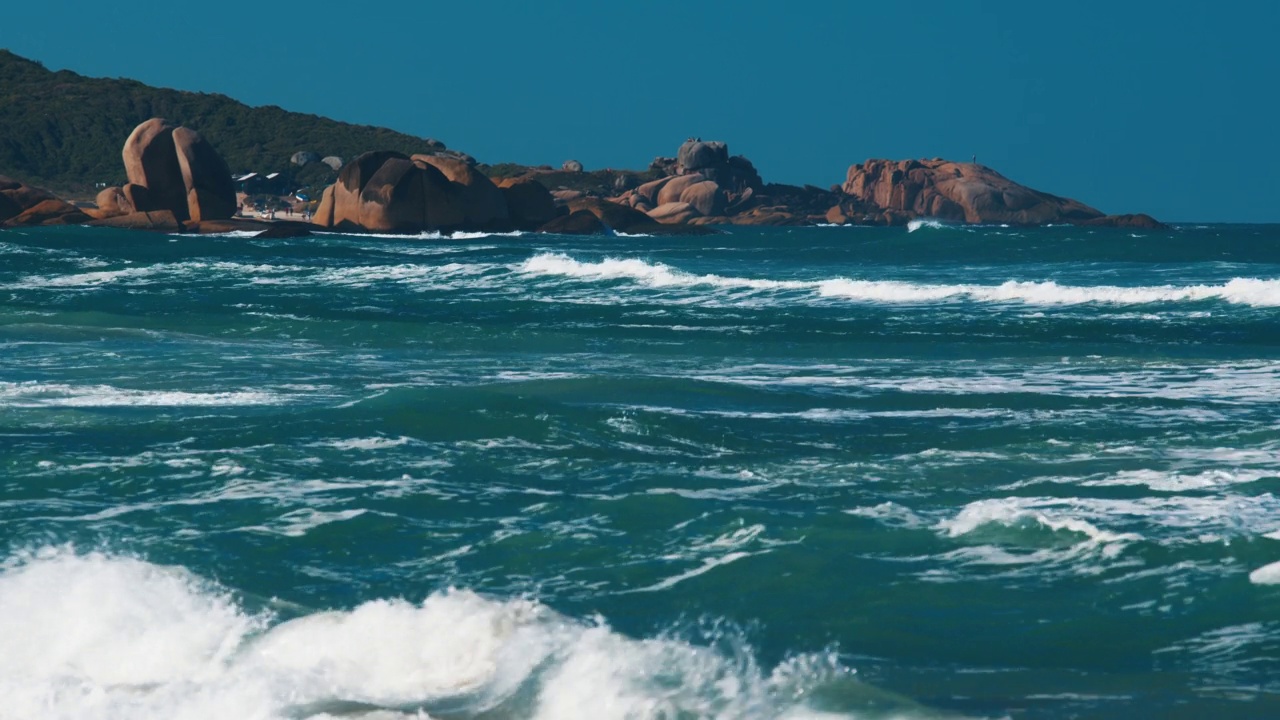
[566, 197, 654, 233]
[120, 119, 236, 223]
[315, 151, 471, 233]
[841, 159, 1108, 225]
[497, 177, 558, 230]
[413, 154, 509, 230]
[332, 151, 408, 229]
[677, 139, 728, 174]
[679, 181, 727, 217]
[656, 173, 705, 206]
[122, 119, 187, 217]
[648, 202, 702, 225]
[94, 187, 134, 218]
[172, 127, 236, 222]
[633, 176, 674, 205]
[358, 157, 429, 233]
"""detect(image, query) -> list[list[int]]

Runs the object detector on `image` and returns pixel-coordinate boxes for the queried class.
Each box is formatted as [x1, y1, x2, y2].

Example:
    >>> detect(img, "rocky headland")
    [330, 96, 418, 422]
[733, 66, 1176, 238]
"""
[2, 120, 1162, 236]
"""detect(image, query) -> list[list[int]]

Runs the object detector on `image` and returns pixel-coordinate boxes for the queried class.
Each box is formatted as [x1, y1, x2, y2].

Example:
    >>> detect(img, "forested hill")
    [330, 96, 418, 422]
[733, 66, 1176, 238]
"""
[0, 50, 441, 195]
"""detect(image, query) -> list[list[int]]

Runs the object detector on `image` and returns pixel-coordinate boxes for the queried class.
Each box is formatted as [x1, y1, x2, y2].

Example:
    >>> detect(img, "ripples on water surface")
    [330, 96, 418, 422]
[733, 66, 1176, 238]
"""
[3, 223, 1280, 719]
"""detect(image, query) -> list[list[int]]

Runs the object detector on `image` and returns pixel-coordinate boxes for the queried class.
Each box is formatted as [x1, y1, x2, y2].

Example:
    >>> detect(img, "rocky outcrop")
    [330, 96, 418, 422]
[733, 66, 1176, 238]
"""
[313, 151, 516, 233]
[673, 139, 763, 193]
[116, 118, 235, 223]
[0, 176, 89, 226]
[587, 139, 766, 227]
[562, 159, 583, 173]
[6, 199, 89, 226]
[323, 151, 462, 233]
[840, 159, 1106, 226]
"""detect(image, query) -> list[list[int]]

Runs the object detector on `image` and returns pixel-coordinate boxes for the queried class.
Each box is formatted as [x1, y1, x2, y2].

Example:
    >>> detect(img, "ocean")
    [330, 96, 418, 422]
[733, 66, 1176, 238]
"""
[2, 221, 1279, 719]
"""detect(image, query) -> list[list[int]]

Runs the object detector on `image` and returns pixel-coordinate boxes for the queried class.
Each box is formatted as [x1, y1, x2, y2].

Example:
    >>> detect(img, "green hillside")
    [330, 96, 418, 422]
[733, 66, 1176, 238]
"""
[0, 50, 445, 196]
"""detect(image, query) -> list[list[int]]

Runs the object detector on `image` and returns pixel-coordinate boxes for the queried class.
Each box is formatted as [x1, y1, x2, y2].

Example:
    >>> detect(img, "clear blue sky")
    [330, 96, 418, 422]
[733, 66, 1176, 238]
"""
[3, 0, 1277, 222]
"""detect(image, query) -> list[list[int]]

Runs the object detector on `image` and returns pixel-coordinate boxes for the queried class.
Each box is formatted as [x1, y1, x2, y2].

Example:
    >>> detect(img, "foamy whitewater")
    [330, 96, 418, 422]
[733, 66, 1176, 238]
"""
[3, 222, 1280, 719]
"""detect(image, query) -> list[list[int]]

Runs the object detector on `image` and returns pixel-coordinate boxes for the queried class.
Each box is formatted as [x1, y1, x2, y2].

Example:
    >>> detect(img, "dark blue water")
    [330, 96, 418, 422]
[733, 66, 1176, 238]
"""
[3, 221, 1280, 719]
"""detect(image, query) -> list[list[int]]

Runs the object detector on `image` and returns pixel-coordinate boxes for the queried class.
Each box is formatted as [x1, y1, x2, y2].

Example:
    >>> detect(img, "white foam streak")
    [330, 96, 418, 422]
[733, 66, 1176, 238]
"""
[0, 381, 287, 408]
[518, 253, 1280, 307]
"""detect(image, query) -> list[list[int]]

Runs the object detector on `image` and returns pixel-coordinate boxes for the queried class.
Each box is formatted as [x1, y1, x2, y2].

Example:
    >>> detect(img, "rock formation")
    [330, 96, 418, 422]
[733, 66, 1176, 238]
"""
[291, 151, 322, 166]
[313, 151, 545, 234]
[0, 175, 89, 226]
[497, 177, 559, 230]
[562, 160, 584, 173]
[173, 127, 236, 222]
[94, 186, 133, 217]
[413, 155, 509, 230]
[836, 159, 1161, 227]
[597, 139, 769, 227]
[105, 118, 236, 223]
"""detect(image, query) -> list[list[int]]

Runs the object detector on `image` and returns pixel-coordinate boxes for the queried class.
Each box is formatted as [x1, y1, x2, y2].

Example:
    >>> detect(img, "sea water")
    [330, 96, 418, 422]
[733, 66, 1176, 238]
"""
[2, 222, 1280, 719]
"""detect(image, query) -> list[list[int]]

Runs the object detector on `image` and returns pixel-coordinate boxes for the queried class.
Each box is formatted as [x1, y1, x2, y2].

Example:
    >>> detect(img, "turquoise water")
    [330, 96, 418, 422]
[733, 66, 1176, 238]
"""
[3, 222, 1280, 719]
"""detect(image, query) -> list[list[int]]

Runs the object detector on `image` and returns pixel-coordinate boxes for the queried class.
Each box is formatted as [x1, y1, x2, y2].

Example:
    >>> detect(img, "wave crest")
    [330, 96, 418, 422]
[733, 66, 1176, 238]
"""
[0, 547, 874, 720]
[518, 253, 1280, 307]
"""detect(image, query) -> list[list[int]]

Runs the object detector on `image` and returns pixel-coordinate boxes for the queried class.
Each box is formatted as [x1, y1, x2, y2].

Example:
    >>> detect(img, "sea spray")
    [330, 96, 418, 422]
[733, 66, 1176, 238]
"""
[0, 548, 868, 720]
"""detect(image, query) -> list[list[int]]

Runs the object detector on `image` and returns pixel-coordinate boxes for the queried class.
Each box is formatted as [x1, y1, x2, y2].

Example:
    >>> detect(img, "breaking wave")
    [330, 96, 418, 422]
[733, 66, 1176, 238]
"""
[906, 219, 948, 232]
[518, 253, 1280, 307]
[0, 547, 885, 720]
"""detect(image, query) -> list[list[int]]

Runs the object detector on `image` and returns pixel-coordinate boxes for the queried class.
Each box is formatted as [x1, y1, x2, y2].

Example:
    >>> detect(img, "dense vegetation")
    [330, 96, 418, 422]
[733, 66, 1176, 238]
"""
[0, 50, 444, 196]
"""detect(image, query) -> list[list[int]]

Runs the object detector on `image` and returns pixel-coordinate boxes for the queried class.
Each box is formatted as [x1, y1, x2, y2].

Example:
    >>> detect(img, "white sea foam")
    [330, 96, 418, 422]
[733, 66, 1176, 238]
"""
[0, 548, 867, 720]
[906, 219, 947, 232]
[246, 508, 370, 537]
[517, 252, 1280, 307]
[1080, 468, 1271, 492]
[321, 436, 414, 451]
[0, 381, 288, 408]
[317, 230, 524, 240]
[1250, 561, 1280, 585]
[936, 494, 1280, 562]
[691, 360, 1280, 405]
[5, 261, 308, 289]
[940, 497, 1141, 546]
